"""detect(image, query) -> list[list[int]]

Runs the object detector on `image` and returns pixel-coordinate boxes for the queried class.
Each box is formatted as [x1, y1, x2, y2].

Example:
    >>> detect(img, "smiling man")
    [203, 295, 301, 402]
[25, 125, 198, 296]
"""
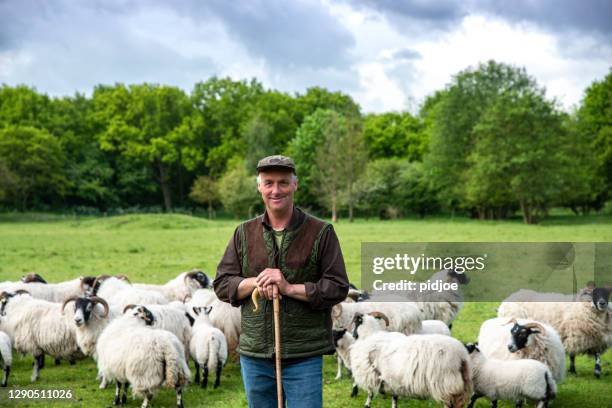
[213, 155, 349, 408]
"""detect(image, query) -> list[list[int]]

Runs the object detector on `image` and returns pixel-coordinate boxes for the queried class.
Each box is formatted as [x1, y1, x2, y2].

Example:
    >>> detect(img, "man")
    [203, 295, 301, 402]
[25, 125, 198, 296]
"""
[214, 155, 349, 408]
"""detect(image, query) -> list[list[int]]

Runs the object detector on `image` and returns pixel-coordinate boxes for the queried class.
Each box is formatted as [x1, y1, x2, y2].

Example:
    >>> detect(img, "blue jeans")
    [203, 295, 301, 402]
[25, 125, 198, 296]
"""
[240, 355, 323, 408]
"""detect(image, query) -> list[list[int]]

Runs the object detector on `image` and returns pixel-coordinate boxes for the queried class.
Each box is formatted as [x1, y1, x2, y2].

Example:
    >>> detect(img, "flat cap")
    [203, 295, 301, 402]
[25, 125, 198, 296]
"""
[256, 155, 296, 174]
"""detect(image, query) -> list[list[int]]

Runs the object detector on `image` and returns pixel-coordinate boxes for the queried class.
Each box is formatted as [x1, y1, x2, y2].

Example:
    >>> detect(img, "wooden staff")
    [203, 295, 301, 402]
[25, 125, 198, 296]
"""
[252, 288, 283, 408]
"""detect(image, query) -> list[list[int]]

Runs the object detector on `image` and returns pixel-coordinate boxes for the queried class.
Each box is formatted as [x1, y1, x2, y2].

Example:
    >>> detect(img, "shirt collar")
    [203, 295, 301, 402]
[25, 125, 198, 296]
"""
[261, 206, 304, 231]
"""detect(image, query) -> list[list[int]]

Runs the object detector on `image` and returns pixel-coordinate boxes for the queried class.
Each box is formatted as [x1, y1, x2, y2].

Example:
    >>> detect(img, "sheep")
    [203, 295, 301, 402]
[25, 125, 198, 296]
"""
[0, 330, 11, 387]
[61, 295, 122, 388]
[477, 317, 566, 383]
[96, 307, 191, 408]
[123, 304, 192, 360]
[350, 312, 472, 408]
[189, 306, 228, 388]
[93, 276, 169, 309]
[332, 328, 360, 397]
[465, 343, 556, 408]
[133, 269, 212, 302]
[499, 284, 611, 378]
[419, 320, 452, 336]
[0, 275, 96, 303]
[413, 269, 469, 328]
[185, 293, 240, 353]
[556, 286, 611, 378]
[332, 301, 422, 335]
[0, 290, 84, 382]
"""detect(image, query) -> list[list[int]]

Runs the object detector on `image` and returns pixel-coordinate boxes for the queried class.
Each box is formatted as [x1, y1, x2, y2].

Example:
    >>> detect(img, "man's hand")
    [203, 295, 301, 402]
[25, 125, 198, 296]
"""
[256, 268, 288, 300]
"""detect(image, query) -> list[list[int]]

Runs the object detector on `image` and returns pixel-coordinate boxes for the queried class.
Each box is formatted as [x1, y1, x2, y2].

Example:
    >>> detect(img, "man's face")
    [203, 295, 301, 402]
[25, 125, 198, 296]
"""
[257, 170, 297, 213]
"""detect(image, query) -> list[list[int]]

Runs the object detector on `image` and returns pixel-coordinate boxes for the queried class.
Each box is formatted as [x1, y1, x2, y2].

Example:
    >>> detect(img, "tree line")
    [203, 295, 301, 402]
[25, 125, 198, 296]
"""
[0, 61, 609, 224]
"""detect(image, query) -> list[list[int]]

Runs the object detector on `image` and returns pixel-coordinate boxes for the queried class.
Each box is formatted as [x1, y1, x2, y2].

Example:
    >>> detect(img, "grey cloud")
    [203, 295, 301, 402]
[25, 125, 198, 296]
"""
[393, 48, 421, 61]
[169, 0, 356, 70]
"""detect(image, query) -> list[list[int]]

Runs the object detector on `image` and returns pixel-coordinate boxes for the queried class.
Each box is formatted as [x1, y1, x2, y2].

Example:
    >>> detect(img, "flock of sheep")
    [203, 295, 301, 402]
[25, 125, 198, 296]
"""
[0, 270, 239, 408]
[331, 270, 612, 408]
[0, 268, 610, 408]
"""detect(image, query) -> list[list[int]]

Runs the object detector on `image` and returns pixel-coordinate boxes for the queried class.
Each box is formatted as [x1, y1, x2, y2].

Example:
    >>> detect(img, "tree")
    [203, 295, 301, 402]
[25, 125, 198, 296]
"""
[576, 69, 612, 195]
[243, 113, 275, 172]
[189, 176, 219, 219]
[0, 126, 68, 210]
[218, 161, 260, 218]
[95, 84, 193, 212]
[363, 112, 425, 160]
[424, 60, 549, 217]
[354, 158, 404, 219]
[395, 162, 439, 218]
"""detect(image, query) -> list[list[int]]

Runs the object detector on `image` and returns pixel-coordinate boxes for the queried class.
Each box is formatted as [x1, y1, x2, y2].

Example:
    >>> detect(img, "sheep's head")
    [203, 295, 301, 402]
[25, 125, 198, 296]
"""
[332, 328, 347, 347]
[64, 296, 109, 326]
[592, 286, 611, 312]
[507, 319, 544, 353]
[0, 290, 30, 316]
[448, 269, 470, 285]
[21, 273, 47, 284]
[91, 275, 112, 295]
[351, 311, 389, 340]
[79, 276, 97, 293]
[124, 304, 155, 326]
[184, 269, 211, 289]
[464, 342, 480, 354]
[192, 306, 212, 316]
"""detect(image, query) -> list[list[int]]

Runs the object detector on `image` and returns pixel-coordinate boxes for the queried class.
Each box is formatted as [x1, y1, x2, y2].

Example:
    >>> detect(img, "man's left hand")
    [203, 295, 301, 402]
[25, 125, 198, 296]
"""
[256, 268, 289, 299]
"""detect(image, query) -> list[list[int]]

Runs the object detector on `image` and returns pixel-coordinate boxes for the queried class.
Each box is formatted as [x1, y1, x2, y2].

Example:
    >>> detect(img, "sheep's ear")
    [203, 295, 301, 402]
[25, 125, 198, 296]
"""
[205, 306, 212, 315]
[192, 307, 201, 316]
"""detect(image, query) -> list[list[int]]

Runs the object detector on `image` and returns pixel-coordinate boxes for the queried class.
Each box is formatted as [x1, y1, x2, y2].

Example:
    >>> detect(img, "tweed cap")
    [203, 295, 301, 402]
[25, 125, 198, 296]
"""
[256, 155, 296, 174]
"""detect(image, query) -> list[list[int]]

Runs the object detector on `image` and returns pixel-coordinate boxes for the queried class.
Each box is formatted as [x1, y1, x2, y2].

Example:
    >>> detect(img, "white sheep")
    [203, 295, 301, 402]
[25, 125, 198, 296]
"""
[332, 328, 360, 397]
[96, 310, 191, 408]
[189, 306, 228, 388]
[185, 293, 240, 353]
[123, 304, 192, 360]
[419, 320, 452, 336]
[350, 312, 472, 408]
[93, 276, 169, 309]
[0, 275, 95, 303]
[0, 290, 84, 382]
[477, 317, 566, 383]
[465, 343, 556, 408]
[0, 330, 11, 387]
[132, 269, 212, 302]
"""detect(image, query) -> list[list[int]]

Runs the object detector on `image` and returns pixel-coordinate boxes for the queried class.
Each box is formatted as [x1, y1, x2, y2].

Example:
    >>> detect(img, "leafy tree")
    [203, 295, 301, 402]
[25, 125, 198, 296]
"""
[243, 113, 275, 172]
[0, 85, 52, 128]
[0, 126, 68, 210]
[363, 112, 425, 160]
[354, 158, 404, 219]
[218, 161, 259, 218]
[576, 69, 612, 194]
[189, 176, 219, 219]
[95, 84, 192, 211]
[395, 162, 439, 218]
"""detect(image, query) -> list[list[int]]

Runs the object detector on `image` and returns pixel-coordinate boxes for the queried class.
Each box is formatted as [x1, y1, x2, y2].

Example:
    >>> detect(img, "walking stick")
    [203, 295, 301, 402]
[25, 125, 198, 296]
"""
[252, 288, 283, 408]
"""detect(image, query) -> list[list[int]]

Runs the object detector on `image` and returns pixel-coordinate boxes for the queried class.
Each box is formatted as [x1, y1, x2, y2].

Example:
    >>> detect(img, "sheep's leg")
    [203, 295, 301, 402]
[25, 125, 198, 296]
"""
[515, 399, 524, 407]
[38, 354, 45, 369]
[569, 354, 576, 374]
[122, 382, 129, 404]
[391, 395, 398, 408]
[31, 354, 43, 382]
[346, 367, 352, 378]
[335, 355, 343, 380]
[113, 382, 122, 406]
[491, 400, 498, 408]
[363, 390, 374, 408]
[175, 385, 184, 408]
[536, 401, 548, 408]
[1, 365, 9, 387]
[350, 382, 358, 397]
[141, 392, 152, 408]
[54, 357, 60, 366]
[202, 364, 209, 388]
[594, 353, 601, 378]
[69, 359, 76, 366]
[214, 358, 222, 388]
[467, 394, 482, 408]
[99, 375, 109, 389]
[194, 361, 200, 384]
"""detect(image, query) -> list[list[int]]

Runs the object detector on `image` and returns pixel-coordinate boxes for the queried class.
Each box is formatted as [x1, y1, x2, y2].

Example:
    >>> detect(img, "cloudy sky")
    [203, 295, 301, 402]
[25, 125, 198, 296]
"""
[1, 0, 610, 113]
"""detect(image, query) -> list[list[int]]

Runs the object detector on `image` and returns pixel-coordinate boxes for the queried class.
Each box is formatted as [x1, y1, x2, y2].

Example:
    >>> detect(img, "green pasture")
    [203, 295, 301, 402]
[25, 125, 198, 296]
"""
[0, 213, 611, 407]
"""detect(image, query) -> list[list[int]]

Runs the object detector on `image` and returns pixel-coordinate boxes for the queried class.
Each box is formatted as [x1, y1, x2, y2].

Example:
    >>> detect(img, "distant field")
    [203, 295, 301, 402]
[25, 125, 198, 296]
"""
[0, 213, 611, 407]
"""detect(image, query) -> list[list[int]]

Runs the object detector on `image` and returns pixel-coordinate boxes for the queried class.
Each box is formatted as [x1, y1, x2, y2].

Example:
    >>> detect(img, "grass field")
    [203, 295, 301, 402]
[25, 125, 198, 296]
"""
[0, 213, 611, 407]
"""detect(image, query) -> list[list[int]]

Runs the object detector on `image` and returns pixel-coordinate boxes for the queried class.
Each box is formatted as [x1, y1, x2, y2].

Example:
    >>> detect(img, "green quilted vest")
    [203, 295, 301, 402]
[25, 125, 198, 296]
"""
[237, 212, 335, 359]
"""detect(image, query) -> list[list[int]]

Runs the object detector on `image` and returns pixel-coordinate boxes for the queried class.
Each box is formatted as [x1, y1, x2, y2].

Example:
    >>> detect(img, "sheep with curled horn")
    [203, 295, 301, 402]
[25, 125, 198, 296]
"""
[131, 269, 212, 302]
[478, 317, 566, 383]
[0, 290, 84, 382]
